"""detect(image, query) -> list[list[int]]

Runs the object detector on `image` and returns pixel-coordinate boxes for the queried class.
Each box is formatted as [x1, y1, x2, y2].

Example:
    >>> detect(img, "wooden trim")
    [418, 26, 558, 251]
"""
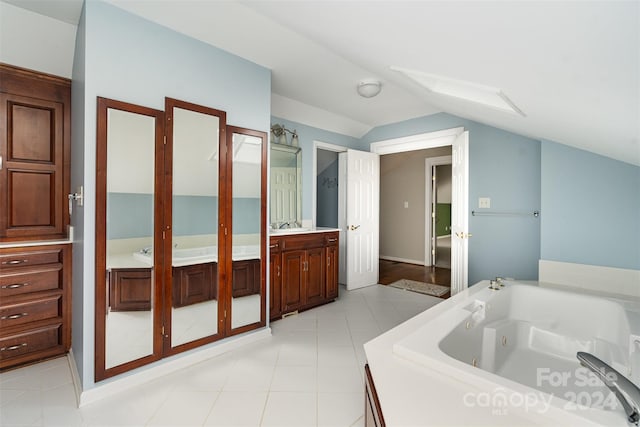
[365, 364, 386, 427]
[94, 97, 164, 382]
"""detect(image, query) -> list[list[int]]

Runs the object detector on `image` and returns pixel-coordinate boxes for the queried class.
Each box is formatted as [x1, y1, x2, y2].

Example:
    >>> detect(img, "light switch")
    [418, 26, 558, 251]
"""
[479, 197, 491, 209]
[404, 201, 409, 208]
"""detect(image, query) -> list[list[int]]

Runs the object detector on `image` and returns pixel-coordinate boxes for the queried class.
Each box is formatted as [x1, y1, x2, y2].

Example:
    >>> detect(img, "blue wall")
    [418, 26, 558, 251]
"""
[541, 140, 640, 270]
[77, 0, 271, 390]
[317, 158, 339, 228]
[363, 113, 542, 285]
[106, 194, 260, 239]
[70, 0, 86, 388]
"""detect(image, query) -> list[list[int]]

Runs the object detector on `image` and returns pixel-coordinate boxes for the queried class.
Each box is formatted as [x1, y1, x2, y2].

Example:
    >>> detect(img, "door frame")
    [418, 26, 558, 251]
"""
[425, 156, 452, 267]
[312, 140, 348, 283]
[370, 126, 468, 290]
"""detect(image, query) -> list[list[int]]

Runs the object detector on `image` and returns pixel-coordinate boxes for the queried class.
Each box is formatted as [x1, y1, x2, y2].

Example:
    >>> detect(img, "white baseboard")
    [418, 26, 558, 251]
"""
[379, 255, 425, 266]
[539, 259, 640, 297]
[77, 327, 271, 407]
[67, 348, 82, 407]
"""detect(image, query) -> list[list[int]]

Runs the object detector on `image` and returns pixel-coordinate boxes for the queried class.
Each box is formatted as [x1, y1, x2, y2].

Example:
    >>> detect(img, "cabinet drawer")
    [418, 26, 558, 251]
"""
[280, 234, 325, 251]
[0, 249, 61, 269]
[324, 232, 339, 246]
[0, 266, 62, 298]
[0, 323, 61, 361]
[0, 296, 61, 328]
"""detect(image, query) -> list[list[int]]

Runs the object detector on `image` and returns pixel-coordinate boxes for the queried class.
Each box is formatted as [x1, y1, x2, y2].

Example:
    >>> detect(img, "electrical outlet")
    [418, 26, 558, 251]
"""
[479, 197, 491, 209]
[404, 201, 409, 208]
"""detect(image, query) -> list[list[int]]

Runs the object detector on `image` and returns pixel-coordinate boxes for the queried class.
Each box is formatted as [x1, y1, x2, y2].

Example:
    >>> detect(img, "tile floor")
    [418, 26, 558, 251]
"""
[0, 285, 442, 427]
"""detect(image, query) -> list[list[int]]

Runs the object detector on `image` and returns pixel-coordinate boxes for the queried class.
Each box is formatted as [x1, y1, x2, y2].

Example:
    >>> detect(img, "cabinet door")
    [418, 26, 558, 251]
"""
[109, 268, 152, 311]
[325, 244, 339, 300]
[172, 263, 216, 308]
[0, 93, 65, 239]
[304, 247, 325, 306]
[281, 250, 304, 313]
[231, 259, 260, 298]
[269, 247, 281, 320]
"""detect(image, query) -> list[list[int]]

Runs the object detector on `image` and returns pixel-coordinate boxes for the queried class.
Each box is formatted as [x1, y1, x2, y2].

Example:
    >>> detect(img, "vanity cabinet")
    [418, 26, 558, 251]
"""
[0, 244, 71, 370]
[0, 64, 71, 241]
[108, 268, 152, 311]
[172, 262, 217, 308]
[270, 231, 339, 319]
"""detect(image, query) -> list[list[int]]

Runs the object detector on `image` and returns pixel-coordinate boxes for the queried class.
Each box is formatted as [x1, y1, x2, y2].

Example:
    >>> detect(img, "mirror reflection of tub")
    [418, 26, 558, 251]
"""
[104, 107, 156, 369]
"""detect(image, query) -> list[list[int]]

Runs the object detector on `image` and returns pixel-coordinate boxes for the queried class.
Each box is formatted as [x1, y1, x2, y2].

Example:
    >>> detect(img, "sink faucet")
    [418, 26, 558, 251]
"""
[577, 352, 640, 425]
[279, 221, 290, 229]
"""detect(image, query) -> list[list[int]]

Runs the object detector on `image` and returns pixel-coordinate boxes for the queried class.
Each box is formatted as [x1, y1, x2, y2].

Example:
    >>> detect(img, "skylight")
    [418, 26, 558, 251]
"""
[391, 66, 525, 117]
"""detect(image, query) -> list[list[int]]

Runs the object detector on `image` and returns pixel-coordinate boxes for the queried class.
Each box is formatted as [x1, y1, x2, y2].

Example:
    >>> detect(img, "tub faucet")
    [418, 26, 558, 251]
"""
[577, 352, 640, 425]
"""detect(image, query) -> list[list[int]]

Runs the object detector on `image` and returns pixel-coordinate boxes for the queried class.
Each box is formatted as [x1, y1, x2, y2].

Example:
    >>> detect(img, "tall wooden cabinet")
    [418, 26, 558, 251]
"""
[0, 64, 72, 371]
[270, 231, 339, 320]
[0, 64, 71, 241]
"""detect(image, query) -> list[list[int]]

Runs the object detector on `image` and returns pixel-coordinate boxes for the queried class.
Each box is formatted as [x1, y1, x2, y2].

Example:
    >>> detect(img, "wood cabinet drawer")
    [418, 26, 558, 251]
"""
[324, 232, 339, 246]
[0, 249, 61, 269]
[0, 266, 62, 297]
[0, 323, 61, 362]
[0, 295, 61, 328]
[280, 234, 325, 251]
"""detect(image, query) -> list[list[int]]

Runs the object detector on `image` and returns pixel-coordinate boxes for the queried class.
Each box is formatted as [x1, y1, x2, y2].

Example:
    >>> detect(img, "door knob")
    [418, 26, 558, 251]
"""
[349, 225, 361, 231]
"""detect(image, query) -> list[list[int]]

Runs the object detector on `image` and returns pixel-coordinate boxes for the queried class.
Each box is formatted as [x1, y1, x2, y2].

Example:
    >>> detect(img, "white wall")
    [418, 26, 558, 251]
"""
[0, 2, 76, 77]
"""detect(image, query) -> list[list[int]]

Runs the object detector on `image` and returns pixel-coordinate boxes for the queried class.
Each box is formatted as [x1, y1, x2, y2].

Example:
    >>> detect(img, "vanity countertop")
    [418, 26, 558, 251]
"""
[0, 238, 72, 249]
[269, 227, 340, 237]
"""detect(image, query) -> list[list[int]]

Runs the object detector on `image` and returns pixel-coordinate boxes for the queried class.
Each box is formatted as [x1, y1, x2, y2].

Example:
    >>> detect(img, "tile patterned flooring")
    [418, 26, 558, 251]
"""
[0, 285, 442, 427]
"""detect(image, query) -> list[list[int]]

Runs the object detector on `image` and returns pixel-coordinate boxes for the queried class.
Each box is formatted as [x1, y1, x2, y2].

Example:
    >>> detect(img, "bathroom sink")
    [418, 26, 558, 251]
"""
[270, 227, 310, 234]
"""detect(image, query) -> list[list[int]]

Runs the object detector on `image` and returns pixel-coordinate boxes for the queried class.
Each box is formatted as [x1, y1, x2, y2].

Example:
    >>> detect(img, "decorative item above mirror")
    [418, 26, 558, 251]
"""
[270, 141, 301, 229]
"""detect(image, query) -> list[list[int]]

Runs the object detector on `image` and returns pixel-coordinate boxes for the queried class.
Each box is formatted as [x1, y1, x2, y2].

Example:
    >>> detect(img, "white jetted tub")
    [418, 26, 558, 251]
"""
[393, 281, 640, 425]
[133, 245, 259, 267]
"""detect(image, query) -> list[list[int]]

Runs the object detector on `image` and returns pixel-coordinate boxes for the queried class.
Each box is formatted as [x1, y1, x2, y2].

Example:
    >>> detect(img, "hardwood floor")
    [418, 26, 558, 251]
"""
[379, 259, 451, 298]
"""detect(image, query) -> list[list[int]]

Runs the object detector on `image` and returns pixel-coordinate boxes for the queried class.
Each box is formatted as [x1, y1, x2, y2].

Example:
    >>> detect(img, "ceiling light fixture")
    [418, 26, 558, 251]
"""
[357, 79, 382, 98]
[391, 66, 525, 117]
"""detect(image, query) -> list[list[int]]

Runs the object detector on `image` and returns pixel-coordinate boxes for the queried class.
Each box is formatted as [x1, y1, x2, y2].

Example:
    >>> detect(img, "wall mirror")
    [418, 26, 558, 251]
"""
[228, 127, 267, 334]
[270, 143, 301, 228]
[165, 98, 226, 352]
[95, 97, 164, 380]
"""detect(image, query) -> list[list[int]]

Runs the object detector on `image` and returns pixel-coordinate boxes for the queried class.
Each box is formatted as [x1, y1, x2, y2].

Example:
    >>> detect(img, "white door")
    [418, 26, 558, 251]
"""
[451, 131, 469, 294]
[339, 149, 380, 290]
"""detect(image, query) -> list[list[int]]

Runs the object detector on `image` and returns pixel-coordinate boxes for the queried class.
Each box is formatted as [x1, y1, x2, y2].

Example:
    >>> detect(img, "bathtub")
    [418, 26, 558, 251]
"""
[393, 281, 640, 425]
[133, 245, 259, 267]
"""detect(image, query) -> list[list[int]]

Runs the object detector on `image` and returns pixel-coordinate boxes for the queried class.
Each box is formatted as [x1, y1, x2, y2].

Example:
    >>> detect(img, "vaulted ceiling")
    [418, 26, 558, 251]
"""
[5, 0, 639, 165]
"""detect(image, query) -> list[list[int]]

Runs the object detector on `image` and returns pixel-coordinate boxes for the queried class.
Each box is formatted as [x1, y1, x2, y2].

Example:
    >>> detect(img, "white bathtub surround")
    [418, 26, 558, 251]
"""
[539, 259, 640, 298]
[365, 280, 640, 426]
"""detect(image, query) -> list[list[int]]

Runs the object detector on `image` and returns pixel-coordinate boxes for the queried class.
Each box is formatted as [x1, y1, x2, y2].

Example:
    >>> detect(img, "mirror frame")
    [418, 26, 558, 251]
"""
[95, 97, 165, 381]
[226, 126, 268, 337]
[164, 97, 227, 356]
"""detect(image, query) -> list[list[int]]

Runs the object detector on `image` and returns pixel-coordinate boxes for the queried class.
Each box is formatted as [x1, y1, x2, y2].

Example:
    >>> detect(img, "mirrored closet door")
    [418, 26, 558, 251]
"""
[95, 97, 267, 381]
[164, 98, 227, 354]
[226, 126, 267, 335]
[95, 98, 165, 381]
